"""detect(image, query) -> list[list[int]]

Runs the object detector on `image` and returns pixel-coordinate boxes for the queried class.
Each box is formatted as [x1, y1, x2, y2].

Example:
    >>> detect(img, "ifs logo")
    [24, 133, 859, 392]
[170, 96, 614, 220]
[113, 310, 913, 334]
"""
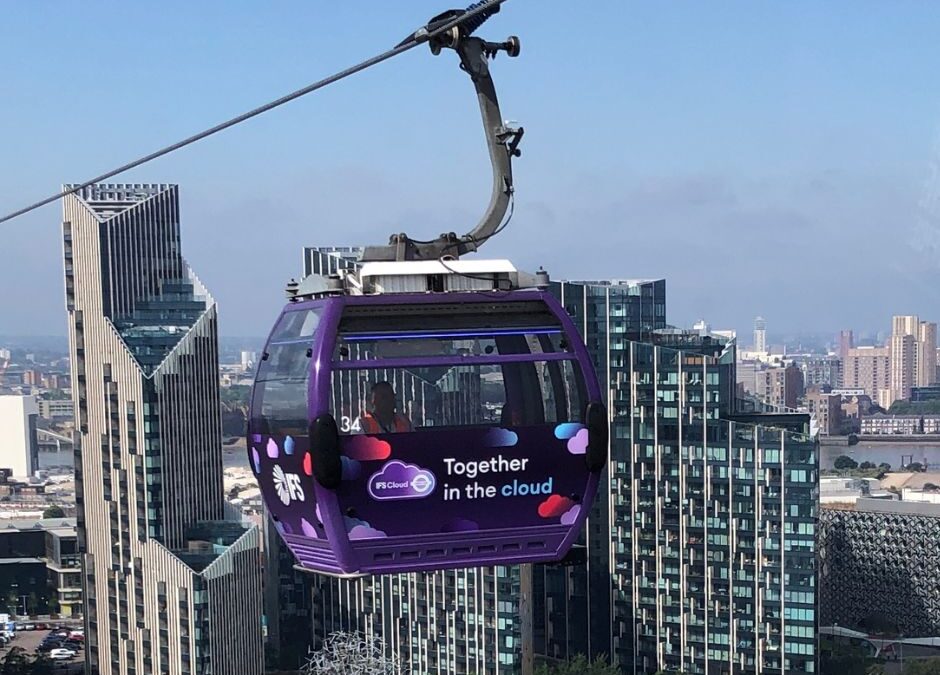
[273, 465, 305, 505]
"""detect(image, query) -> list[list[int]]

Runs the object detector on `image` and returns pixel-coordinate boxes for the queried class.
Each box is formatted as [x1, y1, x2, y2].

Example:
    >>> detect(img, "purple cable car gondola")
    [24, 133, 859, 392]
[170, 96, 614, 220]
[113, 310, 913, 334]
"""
[249, 288, 606, 576]
[249, 3, 609, 575]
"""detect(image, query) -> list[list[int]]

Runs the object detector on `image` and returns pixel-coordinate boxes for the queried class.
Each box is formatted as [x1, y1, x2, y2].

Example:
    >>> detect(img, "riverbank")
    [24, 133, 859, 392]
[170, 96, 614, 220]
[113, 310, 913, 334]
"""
[857, 435, 940, 444]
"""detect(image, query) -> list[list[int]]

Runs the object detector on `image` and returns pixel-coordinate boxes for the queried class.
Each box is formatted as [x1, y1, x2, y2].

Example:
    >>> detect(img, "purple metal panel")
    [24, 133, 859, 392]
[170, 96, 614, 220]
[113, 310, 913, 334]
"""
[333, 351, 574, 370]
[305, 297, 359, 572]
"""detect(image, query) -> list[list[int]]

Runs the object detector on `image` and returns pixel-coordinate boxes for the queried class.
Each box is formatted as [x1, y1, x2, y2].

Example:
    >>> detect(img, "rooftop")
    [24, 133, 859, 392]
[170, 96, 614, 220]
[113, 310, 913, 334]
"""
[879, 472, 940, 490]
[852, 497, 940, 518]
[0, 518, 76, 532]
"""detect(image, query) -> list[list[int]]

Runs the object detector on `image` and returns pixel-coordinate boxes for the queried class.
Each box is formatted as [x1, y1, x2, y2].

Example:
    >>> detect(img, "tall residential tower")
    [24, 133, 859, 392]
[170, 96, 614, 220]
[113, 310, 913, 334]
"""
[534, 280, 817, 675]
[63, 184, 263, 675]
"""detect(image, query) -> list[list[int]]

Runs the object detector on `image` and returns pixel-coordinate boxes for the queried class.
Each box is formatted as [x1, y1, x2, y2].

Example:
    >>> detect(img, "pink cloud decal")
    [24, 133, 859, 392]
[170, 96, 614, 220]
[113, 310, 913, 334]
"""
[344, 436, 392, 461]
[560, 504, 581, 525]
[303, 452, 313, 476]
[266, 438, 279, 459]
[538, 494, 575, 519]
[567, 428, 589, 455]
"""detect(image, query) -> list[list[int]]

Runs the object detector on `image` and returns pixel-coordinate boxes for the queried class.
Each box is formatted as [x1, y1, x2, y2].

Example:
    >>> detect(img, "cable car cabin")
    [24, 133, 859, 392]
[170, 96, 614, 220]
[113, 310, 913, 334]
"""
[249, 290, 607, 576]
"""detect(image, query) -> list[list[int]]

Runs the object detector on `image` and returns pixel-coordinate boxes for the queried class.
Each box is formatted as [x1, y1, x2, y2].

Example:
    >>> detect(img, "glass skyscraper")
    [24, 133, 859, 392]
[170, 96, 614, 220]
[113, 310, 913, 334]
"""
[534, 280, 818, 674]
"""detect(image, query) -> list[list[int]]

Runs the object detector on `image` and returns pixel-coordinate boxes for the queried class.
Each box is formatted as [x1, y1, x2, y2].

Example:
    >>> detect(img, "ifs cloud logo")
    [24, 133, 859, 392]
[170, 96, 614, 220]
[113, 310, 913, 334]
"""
[368, 460, 436, 501]
[273, 465, 305, 505]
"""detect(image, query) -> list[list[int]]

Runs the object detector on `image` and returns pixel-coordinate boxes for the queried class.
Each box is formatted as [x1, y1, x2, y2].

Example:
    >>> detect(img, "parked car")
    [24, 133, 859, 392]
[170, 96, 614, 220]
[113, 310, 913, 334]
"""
[49, 648, 76, 660]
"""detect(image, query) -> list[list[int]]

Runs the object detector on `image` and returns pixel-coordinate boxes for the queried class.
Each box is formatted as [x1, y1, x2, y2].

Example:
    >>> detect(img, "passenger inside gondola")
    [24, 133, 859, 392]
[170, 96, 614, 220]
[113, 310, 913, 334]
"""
[360, 381, 413, 434]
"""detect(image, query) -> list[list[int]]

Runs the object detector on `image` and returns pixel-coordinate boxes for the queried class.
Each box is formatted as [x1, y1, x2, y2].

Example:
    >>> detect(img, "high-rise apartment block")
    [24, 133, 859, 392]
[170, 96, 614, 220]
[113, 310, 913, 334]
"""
[63, 184, 264, 675]
[799, 357, 842, 390]
[802, 388, 843, 436]
[755, 364, 804, 410]
[753, 317, 767, 353]
[843, 346, 890, 406]
[837, 330, 854, 361]
[535, 281, 817, 675]
[0, 395, 39, 478]
[886, 315, 937, 407]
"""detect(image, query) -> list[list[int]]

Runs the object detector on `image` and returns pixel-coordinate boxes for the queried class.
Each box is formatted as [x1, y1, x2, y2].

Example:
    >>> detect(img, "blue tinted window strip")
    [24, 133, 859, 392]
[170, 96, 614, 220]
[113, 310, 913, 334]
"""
[340, 328, 561, 341]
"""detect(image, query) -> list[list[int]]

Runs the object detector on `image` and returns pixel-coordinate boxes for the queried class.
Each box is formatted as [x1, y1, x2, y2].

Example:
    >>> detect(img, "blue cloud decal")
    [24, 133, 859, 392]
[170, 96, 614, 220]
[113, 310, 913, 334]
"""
[554, 423, 584, 440]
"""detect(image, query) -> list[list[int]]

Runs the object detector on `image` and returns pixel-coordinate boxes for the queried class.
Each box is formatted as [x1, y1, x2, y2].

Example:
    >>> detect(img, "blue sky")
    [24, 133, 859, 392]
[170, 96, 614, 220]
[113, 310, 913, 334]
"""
[2, 1, 940, 340]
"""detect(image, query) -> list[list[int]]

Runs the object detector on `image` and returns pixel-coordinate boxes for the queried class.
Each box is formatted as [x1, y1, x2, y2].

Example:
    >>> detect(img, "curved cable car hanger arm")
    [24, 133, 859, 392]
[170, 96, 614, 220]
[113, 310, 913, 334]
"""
[360, 3, 523, 262]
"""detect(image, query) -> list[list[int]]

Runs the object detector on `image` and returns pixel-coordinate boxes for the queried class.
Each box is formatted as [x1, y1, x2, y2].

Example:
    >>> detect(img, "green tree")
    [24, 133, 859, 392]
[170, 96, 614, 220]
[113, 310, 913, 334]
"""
[1, 647, 31, 675]
[835, 455, 859, 470]
[860, 461, 876, 470]
[535, 655, 622, 675]
[41, 505, 65, 519]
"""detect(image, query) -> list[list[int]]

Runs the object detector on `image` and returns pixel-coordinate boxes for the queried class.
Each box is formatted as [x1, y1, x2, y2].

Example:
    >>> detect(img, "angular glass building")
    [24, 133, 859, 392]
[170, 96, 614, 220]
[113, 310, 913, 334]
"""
[534, 280, 818, 674]
[63, 184, 264, 675]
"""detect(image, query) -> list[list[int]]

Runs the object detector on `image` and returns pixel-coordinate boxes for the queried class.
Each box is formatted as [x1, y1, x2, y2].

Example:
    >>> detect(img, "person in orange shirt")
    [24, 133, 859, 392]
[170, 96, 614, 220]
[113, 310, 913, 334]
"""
[360, 381, 414, 434]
